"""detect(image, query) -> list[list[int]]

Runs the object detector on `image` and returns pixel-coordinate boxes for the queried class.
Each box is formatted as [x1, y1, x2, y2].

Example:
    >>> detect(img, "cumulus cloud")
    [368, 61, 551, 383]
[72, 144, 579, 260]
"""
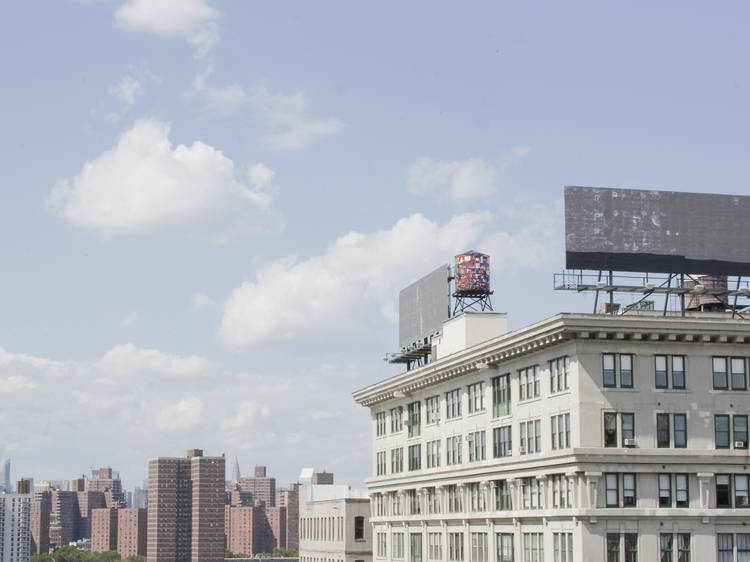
[407, 147, 532, 201]
[115, 0, 219, 57]
[0, 345, 371, 489]
[192, 293, 217, 311]
[222, 212, 529, 349]
[109, 74, 143, 106]
[202, 83, 344, 151]
[156, 397, 203, 431]
[47, 118, 279, 241]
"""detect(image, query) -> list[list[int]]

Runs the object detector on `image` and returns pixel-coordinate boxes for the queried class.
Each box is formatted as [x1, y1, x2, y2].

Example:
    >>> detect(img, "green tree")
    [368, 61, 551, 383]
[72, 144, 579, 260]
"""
[31, 555, 55, 562]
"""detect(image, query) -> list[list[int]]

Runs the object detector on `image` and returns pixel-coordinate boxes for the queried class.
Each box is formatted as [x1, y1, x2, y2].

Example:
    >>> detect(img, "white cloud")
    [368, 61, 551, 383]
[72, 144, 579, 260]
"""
[156, 397, 203, 432]
[407, 157, 497, 200]
[47, 118, 279, 241]
[115, 0, 219, 57]
[201, 83, 344, 151]
[0, 345, 372, 489]
[192, 293, 217, 311]
[407, 147, 532, 201]
[220, 212, 492, 349]
[122, 312, 138, 327]
[109, 74, 143, 106]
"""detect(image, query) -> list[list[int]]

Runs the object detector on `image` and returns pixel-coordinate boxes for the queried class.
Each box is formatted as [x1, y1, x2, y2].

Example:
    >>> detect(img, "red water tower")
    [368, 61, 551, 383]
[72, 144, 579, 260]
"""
[453, 251, 493, 314]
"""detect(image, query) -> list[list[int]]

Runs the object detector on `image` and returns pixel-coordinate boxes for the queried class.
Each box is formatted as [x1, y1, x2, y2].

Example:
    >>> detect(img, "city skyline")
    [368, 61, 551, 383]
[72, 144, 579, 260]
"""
[4, 0, 750, 493]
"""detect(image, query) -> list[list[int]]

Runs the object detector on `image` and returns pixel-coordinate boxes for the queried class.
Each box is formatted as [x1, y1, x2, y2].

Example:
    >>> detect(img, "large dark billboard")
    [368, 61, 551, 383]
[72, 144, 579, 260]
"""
[565, 186, 750, 275]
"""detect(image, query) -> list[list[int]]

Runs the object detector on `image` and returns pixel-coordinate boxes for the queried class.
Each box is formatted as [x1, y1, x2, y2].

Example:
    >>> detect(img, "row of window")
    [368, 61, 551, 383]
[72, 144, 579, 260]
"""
[602, 353, 750, 391]
[300, 515, 366, 542]
[376, 414, 571, 475]
[375, 530, 569, 562]
[373, 472, 748, 515]
[602, 412, 748, 449]
[374, 358, 571, 437]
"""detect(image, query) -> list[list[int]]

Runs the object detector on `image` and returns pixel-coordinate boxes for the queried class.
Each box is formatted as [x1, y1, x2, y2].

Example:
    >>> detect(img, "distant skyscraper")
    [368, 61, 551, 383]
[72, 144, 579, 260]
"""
[0, 493, 31, 562]
[88, 467, 125, 507]
[147, 448, 225, 562]
[231, 458, 241, 484]
[0, 459, 11, 493]
[237, 466, 275, 507]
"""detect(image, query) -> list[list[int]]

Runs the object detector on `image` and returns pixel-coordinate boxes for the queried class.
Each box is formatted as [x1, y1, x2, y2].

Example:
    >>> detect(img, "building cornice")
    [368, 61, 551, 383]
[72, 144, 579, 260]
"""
[353, 312, 750, 407]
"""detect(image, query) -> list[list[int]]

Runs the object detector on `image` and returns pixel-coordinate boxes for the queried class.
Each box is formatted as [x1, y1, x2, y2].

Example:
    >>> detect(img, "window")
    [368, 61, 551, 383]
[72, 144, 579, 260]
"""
[519, 365, 540, 400]
[407, 401, 421, 437]
[520, 419, 541, 454]
[468, 381, 485, 413]
[660, 534, 673, 562]
[428, 533, 442, 561]
[716, 415, 730, 448]
[675, 474, 689, 507]
[446, 436, 462, 465]
[426, 439, 441, 468]
[603, 354, 616, 387]
[714, 357, 729, 390]
[391, 406, 403, 432]
[425, 395, 440, 424]
[623, 473, 636, 507]
[377, 532, 387, 558]
[375, 494, 386, 516]
[471, 533, 487, 562]
[553, 532, 573, 562]
[446, 389, 462, 419]
[606, 534, 620, 562]
[674, 414, 687, 448]
[552, 474, 572, 508]
[606, 473, 619, 507]
[447, 484, 462, 512]
[604, 412, 617, 447]
[717, 474, 731, 508]
[492, 374, 511, 417]
[411, 533, 422, 562]
[672, 356, 686, 389]
[657, 414, 670, 447]
[677, 533, 690, 562]
[468, 482, 485, 511]
[550, 356, 570, 393]
[521, 477, 542, 509]
[624, 534, 638, 562]
[732, 357, 747, 390]
[408, 444, 421, 471]
[734, 415, 749, 448]
[408, 489, 420, 514]
[551, 413, 571, 449]
[735, 474, 749, 508]
[354, 516, 364, 540]
[376, 412, 386, 436]
[655, 355, 668, 389]
[659, 474, 672, 507]
[493, 425, 512, 458]
[376, 451, 386, 475]
[620, 354, 633, 387]
[391, 448, 403, 473]
[393, 533, 405, 559]
[448, 533, 464, 561]
[739, 535, 750, 561]
[494, 480, 512, 510]
[603, 353, 633, 388]
[391, 491, 402, 515]
[718, 534, 733, 562]
[522, 533, 543, 562]
[621, 413, 634, 445]
[468, 431, 486, 462]
[427, 487, 440, 514]
[496, 533, 514, 562]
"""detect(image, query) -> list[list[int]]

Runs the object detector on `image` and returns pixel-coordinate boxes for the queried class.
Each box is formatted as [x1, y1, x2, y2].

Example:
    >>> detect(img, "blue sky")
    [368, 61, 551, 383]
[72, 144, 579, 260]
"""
[1, 1, 750, 490]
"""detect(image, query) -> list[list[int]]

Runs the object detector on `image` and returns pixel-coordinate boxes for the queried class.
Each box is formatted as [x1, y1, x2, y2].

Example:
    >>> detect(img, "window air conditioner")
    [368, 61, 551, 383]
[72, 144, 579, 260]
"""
[623, 438, 636, 447]
[519, 446, 526, 454]
[735, 441, 746, 448]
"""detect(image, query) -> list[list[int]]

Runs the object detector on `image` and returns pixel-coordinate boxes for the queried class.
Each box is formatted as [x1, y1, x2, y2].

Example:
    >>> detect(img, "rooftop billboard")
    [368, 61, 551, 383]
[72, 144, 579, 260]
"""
[565, 186, 750, 275]
[398, 264, 451, 349]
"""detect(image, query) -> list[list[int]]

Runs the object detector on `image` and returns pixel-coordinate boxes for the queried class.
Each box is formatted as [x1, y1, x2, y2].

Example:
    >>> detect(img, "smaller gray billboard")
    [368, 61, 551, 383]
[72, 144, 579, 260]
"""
[399, 265, 451, 349]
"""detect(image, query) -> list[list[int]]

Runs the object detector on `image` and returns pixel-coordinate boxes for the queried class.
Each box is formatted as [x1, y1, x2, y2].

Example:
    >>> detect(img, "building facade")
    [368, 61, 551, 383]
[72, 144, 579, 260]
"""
[354, 311, 750, 562]
[299, 473, 372, 562]
[147, 448, 225, 562]
[0, 493, 31, 562]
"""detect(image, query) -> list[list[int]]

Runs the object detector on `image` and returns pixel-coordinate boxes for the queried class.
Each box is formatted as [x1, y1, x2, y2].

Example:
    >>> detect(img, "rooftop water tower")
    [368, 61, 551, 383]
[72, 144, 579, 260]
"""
[453, 251, 493, 315]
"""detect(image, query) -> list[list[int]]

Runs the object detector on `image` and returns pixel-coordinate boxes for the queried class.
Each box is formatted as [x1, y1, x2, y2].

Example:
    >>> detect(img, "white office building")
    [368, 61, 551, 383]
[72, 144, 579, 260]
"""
[353, 311, 750, 562]
[299, 471, 373, 562]
[0, 493, 31, 562]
